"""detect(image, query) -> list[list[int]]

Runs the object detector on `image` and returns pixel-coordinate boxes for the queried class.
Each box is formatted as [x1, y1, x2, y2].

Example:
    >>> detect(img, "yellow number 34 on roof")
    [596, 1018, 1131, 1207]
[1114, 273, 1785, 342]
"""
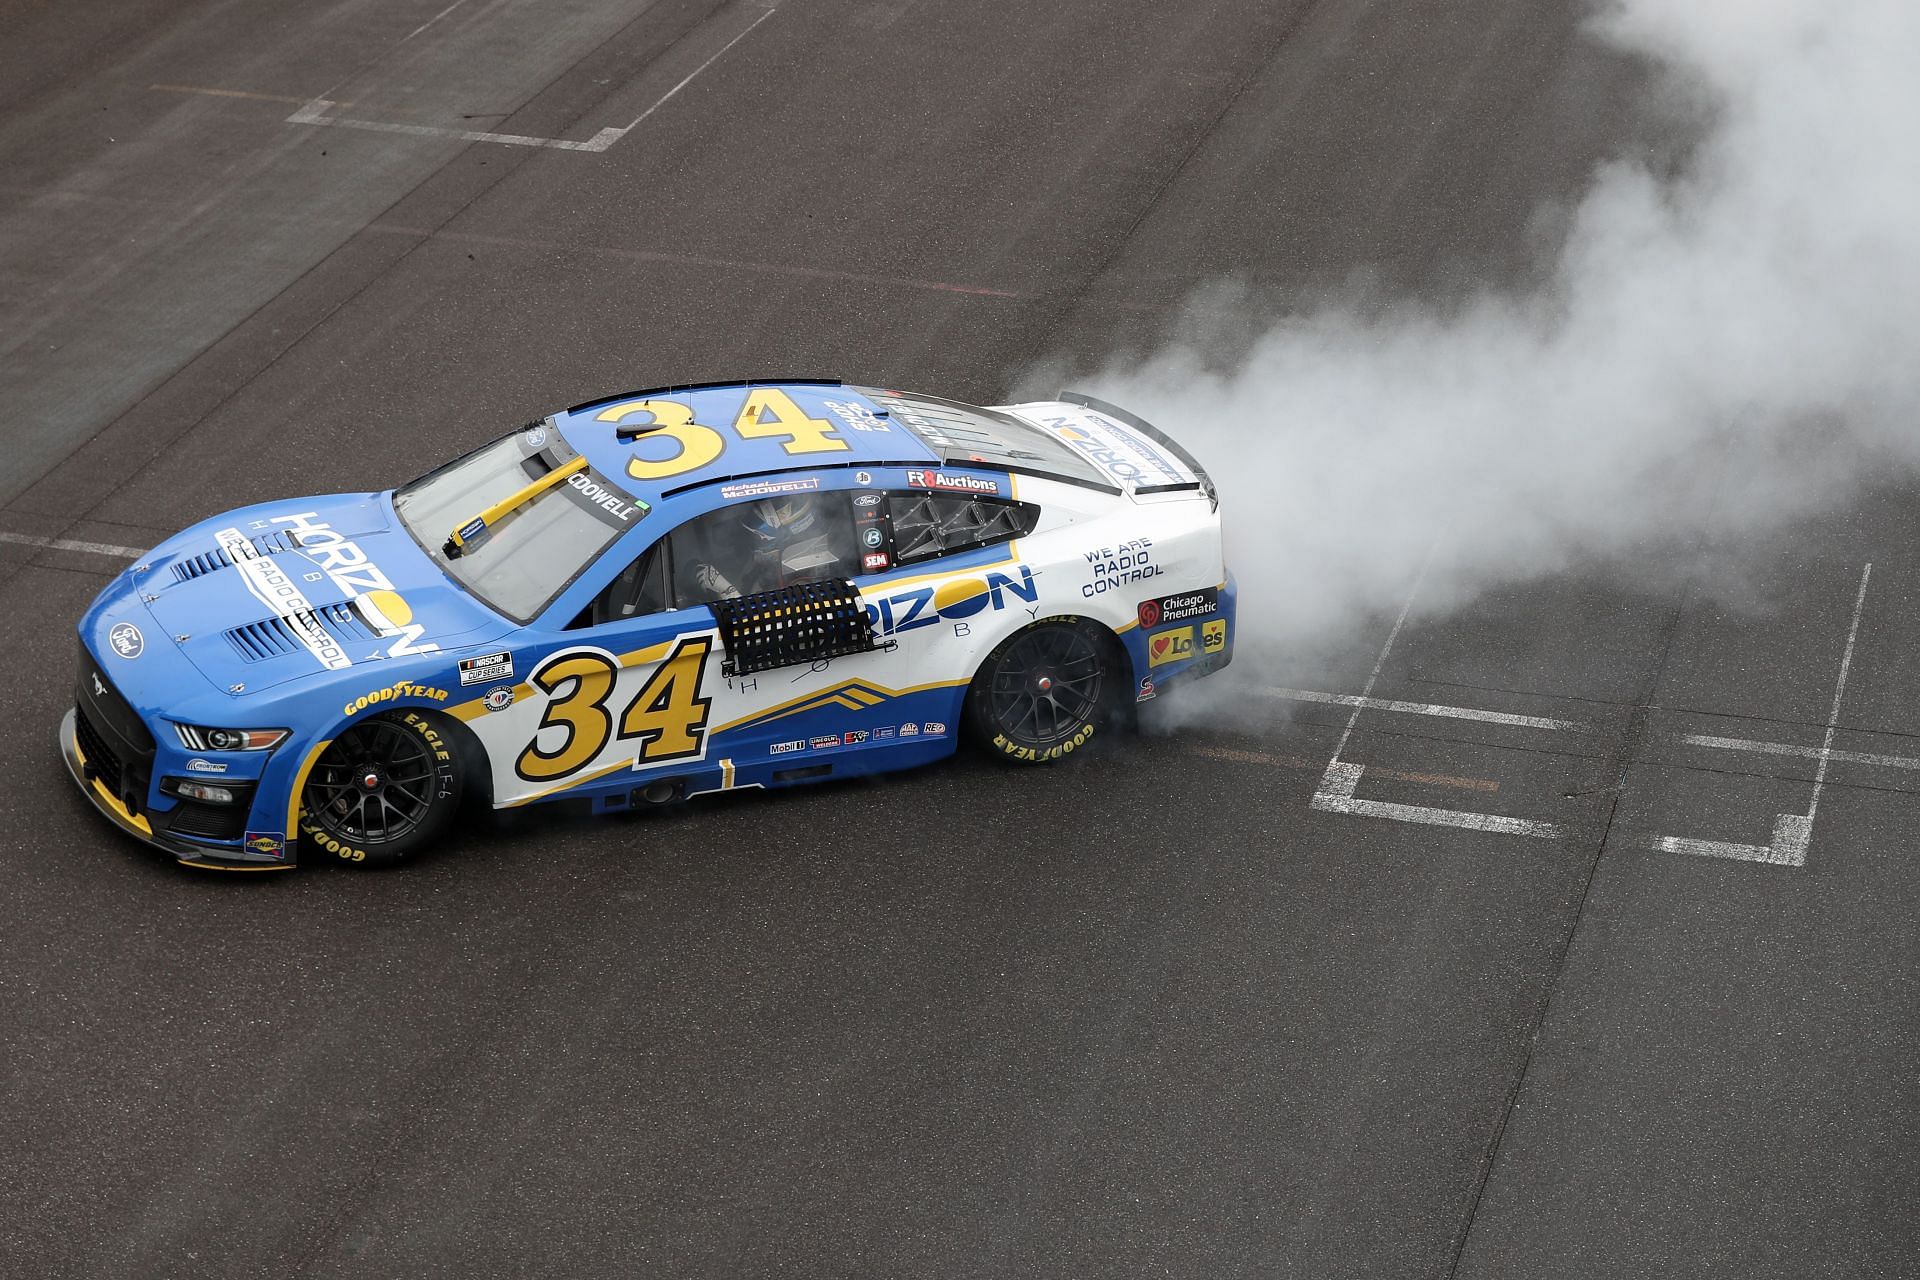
[597, 387, 851, 482]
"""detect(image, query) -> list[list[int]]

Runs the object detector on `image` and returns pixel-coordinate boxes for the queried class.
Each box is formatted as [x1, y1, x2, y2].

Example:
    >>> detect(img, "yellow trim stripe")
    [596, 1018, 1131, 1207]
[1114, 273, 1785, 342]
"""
[89, 775, 153, 836]
[502, 757, 633, 808]
[712, 675, 968, 735]
[72, 736, 154, 834]
[449, 454, 590, 550]
[285, 739, 333, 841]
[178, 858, 294, 872]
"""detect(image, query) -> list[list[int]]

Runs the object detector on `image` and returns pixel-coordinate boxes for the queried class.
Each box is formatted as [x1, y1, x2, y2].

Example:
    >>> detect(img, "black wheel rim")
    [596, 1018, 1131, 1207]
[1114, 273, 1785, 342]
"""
[986, 627, 1104, 747]
[305, 720, 437, 845]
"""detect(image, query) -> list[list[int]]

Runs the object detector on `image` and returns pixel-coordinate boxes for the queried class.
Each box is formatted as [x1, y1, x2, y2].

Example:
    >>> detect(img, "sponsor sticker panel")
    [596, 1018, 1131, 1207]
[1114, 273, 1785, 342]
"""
[459, 652, 514, 685]
[720, 477, 822, 501]
[906, 468, 1004, 496]
[1138, 586, 1218, 628]
[1148, 626, 1195, 668]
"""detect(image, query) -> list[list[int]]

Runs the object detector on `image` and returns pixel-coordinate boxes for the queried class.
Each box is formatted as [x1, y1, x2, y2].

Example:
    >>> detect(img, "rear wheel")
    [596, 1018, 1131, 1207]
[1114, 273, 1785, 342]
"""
[299, 712, 463, 868]
[966, 620, 1114, 764]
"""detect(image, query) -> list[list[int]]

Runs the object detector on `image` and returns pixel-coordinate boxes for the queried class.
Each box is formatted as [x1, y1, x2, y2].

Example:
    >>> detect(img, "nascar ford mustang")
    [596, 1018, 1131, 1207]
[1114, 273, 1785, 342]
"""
[61, 381, 1234, 870]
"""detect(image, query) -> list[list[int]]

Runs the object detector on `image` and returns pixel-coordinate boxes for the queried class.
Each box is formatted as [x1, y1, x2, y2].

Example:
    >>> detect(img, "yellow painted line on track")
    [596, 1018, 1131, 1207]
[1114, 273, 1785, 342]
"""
[1183, 743, 1499, 796]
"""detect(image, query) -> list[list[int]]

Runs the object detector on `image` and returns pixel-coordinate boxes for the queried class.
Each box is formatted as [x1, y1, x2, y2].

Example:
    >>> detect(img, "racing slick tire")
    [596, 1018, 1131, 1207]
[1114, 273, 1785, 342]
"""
[299, 710, 464, 868]
[966, 618, 1117, 764]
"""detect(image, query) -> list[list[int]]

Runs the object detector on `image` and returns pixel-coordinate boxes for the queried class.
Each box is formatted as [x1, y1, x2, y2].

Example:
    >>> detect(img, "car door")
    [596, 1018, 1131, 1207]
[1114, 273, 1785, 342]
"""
[483, 543, 725, 809]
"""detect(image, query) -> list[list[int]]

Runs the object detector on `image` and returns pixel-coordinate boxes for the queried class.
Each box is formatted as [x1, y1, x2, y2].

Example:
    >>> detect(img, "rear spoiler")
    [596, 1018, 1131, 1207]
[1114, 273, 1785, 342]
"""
[1058, 392, 1217, 510]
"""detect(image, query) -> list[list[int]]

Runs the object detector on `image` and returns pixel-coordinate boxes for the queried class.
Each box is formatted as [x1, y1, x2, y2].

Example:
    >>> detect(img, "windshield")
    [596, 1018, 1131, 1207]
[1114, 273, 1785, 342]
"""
[394, 422, 648, 622]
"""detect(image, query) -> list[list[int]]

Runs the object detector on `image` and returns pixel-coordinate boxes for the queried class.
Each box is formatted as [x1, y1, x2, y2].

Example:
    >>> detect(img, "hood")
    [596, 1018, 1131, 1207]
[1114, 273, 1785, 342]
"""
[133, 493, 511, 694]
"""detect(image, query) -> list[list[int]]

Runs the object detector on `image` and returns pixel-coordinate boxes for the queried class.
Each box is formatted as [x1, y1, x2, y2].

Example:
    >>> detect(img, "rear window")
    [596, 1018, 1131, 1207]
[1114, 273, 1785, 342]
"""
[858, 387, 1113, 490]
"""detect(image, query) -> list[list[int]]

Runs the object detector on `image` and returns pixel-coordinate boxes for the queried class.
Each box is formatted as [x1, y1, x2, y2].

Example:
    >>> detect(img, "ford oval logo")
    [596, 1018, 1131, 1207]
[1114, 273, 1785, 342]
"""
[108, 622, 144, 659]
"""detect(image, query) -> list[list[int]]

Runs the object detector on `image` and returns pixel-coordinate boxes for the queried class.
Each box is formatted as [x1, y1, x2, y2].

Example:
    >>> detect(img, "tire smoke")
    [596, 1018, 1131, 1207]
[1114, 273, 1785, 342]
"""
[1043, 0, 1920, 667]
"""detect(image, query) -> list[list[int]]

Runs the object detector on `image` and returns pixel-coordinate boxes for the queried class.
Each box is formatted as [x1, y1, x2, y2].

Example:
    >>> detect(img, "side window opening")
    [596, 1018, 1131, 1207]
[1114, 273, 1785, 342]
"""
[574, 546, 668, 628]
[670, 491, 859, 608]
[891, 494, 1039, 564]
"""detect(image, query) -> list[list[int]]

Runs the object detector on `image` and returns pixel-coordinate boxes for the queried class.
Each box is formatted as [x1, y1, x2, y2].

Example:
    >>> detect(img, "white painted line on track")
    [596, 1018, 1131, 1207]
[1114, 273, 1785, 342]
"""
[1683, 733, 1920, 772]
[1312, 762, 1564, 838]
[1268, 687, 1580, 732]
[1301, 567, 1565, 841]
[287, 7, 777, 153]
[1331, 574, 1421, 760]
[286, 98, 630, 151]
[1656, 563, 1872, 869]
[403, 0, 473, 43]
[0, 531, 145, 559]
[1807, 563, 1872, 825]
[1657, 817, 1811, 867]
[622, 7, 778, 131]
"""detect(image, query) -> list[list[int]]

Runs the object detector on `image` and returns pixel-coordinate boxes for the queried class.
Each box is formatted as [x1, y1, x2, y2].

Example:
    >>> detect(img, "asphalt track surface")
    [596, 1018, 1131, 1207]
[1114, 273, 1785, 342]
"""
[2, 1, 1915, 1276]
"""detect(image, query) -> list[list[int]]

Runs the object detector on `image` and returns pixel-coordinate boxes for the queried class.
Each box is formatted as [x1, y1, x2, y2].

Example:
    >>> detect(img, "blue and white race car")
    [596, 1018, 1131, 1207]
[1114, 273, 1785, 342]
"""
[62, 381, 1234, 870]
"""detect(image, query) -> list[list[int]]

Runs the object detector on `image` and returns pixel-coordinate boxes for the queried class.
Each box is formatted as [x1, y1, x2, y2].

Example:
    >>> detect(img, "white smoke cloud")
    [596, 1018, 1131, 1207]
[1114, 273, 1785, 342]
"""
[1043, 0, 1919, 669]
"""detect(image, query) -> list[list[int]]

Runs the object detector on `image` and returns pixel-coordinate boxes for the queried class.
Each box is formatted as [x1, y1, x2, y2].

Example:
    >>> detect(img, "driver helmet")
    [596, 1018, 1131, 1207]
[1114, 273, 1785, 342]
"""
[745, 495, 820, 547]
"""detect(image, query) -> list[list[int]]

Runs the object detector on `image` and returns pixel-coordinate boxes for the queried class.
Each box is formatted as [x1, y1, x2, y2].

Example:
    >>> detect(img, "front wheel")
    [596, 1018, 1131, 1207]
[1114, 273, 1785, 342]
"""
[966, 620, 1114, 764]
[299, 712, 463, 868]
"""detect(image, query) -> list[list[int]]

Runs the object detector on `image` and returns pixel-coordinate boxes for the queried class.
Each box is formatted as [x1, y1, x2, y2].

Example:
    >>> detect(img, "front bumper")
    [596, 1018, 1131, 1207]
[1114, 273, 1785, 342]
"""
[59, 709, 294, 872]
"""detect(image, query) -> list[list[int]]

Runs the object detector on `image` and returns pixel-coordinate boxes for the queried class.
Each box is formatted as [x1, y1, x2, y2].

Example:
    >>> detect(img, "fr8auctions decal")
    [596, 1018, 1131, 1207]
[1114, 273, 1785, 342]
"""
[514, 638, 715, 782]
[595, 387, 850, 482]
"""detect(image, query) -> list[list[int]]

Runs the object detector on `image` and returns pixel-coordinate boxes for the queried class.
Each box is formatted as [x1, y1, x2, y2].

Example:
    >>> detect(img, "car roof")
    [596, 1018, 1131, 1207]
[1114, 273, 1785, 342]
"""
[553, 380, 941, 509]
